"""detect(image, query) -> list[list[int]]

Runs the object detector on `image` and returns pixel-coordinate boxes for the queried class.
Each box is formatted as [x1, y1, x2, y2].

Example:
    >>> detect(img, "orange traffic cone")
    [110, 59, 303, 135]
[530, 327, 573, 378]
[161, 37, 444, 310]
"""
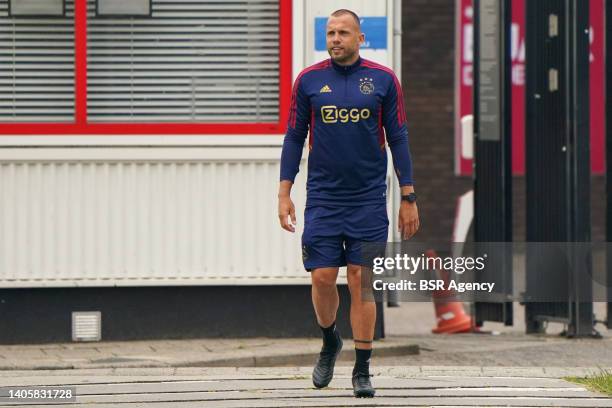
[425, 249, 476, 334]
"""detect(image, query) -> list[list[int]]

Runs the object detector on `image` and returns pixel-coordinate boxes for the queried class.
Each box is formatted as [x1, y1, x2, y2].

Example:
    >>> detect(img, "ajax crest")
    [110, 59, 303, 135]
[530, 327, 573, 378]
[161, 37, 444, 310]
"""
[359, 77, 374, 94]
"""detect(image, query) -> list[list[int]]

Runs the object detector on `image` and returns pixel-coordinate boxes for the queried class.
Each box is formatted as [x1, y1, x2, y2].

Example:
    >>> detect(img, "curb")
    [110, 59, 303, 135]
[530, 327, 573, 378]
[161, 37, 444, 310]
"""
[0, 344, 420, 370]
[193, 344, 420, 368]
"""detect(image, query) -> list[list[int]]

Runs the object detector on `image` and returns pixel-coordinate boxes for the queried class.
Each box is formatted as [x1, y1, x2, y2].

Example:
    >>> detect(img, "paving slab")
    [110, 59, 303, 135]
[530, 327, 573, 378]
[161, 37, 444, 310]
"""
[3, 331, 612, 371]
[0, 338, 418, 370]
[0, 367, 610, 407]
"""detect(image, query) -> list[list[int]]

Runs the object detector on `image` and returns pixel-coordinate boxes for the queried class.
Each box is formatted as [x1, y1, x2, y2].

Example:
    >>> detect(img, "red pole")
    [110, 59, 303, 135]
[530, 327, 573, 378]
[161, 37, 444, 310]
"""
[74, 0, 87, 126]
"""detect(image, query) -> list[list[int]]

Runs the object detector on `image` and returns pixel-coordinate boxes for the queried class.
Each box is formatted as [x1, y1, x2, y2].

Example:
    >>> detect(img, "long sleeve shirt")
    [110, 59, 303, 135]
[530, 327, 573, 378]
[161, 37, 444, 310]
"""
[280, 56, 414, 206]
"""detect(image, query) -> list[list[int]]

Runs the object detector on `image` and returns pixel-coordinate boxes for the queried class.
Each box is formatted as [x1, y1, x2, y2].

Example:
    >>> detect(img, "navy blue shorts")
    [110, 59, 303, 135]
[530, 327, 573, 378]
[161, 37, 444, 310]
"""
[301, 203, 389, 271]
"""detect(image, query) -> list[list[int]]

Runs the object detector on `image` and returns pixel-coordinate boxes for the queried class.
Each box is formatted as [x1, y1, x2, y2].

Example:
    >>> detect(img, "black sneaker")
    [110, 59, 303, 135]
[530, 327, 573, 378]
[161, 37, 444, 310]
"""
[312, 335, 343, 388]
[352, 372, 375, 398]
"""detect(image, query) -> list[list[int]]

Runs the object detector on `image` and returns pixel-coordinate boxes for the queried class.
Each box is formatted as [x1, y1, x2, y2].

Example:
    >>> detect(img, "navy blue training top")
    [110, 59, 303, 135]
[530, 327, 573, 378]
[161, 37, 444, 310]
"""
[280, 57, 414, 207]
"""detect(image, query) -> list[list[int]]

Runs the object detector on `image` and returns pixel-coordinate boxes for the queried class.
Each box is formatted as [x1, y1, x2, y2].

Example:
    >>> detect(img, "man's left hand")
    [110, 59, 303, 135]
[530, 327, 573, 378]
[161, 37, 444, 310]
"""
[398, 202, 419, 240]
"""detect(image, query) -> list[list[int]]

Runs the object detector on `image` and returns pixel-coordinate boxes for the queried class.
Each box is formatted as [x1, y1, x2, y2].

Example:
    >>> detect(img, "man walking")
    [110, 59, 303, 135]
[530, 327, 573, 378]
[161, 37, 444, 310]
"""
[278, 9, 419, 398]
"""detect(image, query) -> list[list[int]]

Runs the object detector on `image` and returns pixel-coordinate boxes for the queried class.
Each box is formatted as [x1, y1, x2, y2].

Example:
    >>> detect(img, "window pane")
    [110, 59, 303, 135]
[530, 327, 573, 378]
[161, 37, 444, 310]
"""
[88, 0, 280, 123]
[1, 0, 73, 122]
[10, 0, 63, 16]
[97, 0, 150, 16]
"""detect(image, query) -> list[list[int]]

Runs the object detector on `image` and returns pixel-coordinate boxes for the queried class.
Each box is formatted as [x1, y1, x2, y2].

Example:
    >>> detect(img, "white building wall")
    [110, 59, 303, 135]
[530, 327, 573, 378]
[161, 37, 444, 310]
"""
[0, 0, 399, 287]
[0, 147, 308, 287]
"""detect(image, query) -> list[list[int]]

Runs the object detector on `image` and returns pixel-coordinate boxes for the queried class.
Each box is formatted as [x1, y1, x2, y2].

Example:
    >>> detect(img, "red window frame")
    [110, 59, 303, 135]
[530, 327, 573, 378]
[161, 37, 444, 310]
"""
[1, 0, 292, 136]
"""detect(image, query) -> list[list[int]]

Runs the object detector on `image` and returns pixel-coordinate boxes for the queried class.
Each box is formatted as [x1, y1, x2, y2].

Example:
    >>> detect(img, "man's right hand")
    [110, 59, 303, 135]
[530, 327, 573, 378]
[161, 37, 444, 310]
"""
[278, 195, 297, 232]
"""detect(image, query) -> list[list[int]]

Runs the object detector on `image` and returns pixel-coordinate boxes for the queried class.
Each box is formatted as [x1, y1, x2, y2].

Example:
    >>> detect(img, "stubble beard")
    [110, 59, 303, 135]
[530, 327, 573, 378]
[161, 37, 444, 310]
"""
[328, 47, 357, 65]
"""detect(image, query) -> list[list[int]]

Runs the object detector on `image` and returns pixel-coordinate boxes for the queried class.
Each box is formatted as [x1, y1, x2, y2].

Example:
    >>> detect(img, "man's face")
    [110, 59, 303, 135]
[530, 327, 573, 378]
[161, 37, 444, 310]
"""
[326, 14, 364, 64]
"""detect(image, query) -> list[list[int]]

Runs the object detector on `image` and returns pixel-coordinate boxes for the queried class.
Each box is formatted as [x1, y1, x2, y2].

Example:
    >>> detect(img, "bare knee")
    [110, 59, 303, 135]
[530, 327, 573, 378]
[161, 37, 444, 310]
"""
[347, 265, 362, 294]
[311, 269, 338, 289]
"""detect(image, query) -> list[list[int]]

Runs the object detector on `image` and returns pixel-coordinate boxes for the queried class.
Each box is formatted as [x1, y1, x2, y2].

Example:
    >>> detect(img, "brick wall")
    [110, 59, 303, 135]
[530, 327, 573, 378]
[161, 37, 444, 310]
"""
[401, 0, 471, 243]
[401, 0, 605, 243]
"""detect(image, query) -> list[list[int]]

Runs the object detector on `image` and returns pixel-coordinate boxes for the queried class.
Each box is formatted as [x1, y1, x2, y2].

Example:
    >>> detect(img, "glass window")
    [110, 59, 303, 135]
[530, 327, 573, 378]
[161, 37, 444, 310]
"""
[96, 0, 151, 17]
[10, 0, 64, 16]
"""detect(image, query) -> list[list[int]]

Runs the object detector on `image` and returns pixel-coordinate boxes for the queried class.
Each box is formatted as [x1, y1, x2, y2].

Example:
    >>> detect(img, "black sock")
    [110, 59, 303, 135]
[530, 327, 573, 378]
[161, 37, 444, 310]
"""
[320, 322, 339, 349]
[353, 348, 372, 375]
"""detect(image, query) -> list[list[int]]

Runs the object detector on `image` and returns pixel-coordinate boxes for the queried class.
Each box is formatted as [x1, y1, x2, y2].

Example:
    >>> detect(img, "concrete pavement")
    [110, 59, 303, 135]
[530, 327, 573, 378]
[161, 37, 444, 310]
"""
[2, 333, 612, 370]
[1, 303, 611, 406]
[1, 367, 611, 407]
[1, 334, 612, 406]
[0, 337, 419, 370]
[2, 302, 611, 370]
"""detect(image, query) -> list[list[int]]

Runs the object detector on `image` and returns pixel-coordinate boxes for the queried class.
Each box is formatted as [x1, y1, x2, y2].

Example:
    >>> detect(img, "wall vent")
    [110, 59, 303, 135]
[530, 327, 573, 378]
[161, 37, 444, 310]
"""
[72, 311, 102, 342]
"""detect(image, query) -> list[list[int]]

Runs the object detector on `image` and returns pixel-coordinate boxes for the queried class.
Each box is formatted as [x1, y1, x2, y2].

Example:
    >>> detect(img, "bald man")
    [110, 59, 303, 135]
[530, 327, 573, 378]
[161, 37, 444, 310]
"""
[278, 9, 418, 398]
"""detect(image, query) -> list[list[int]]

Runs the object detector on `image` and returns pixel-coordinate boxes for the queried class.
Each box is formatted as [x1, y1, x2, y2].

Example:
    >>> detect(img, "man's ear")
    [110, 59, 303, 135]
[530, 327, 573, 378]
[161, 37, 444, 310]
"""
[359, 33, 366, 46]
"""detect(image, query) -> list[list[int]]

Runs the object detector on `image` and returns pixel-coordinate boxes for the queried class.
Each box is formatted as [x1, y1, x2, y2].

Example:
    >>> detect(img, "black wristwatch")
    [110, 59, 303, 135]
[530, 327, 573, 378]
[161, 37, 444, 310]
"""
[401, 193, 417, 203]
